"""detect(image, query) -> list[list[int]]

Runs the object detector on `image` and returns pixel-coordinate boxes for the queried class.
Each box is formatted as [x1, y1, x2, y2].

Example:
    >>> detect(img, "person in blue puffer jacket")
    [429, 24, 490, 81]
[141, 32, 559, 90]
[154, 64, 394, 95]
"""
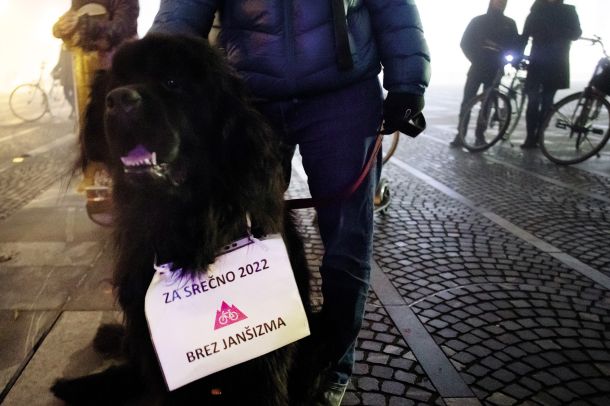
[150, 1, 430, 404]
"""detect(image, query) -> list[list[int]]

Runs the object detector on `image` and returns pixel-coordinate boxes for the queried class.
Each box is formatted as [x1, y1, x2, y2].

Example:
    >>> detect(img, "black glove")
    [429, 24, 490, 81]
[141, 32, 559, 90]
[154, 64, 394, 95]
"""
[382, 92, 425, 135]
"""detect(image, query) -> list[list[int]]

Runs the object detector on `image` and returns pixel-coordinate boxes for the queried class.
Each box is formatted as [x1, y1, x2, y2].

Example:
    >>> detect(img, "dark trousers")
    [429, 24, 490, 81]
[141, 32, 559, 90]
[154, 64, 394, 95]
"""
[525, 83, 557, 145]
[456, 67, 497, 134]
[255, 77, 383, 384]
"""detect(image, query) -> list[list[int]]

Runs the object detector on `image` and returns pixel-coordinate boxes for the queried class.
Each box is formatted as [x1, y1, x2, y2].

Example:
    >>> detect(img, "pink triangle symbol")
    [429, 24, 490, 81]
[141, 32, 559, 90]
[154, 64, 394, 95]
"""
[214, 301, 248, 330]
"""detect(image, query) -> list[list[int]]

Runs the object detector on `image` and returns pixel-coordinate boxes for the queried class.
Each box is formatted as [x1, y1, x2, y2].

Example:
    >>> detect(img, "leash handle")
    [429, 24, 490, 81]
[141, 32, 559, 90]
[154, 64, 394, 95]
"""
[401, 113, 427, 138]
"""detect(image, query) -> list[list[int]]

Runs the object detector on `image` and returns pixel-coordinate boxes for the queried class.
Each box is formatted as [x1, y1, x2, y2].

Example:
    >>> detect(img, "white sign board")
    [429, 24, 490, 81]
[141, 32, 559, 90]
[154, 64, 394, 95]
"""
[145, 235, 310, 391]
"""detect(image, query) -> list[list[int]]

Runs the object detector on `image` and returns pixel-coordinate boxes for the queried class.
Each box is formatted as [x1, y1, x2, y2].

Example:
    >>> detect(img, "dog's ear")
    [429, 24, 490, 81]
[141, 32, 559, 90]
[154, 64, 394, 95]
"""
[77, 69, 110, 171]
[216, 75, 286, 234]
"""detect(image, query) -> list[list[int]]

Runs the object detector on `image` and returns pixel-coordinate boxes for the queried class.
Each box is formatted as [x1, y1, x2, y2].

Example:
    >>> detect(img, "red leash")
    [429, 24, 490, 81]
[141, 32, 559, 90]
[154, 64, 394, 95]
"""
[284, 112, 426, 210]
[285, 133, 384, 210]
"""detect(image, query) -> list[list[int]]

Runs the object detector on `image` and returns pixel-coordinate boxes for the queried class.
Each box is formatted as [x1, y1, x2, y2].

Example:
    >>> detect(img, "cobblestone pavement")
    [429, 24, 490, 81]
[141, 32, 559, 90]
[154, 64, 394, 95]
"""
[0, 113, 77, 220]
[1, 85, 609, 405]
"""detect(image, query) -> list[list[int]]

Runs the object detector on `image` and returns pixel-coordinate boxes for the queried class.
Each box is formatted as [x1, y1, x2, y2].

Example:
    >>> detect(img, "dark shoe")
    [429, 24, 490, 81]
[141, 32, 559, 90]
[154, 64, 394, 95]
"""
[520, 142, 538, 149]
[449, 138, 463, 148]
[322, 381, 348, 406]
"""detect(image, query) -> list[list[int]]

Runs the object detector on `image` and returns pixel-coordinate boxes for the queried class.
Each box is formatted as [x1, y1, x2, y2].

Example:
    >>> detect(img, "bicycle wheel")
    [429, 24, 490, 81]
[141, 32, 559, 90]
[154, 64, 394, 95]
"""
[541, 92, 610, 165]
[506, 83, 526, 137]
[47, 82, 73, 120]
[459, 90, 511, 152]
[382, 131, 399, 164]
[9, 84, 48, 122]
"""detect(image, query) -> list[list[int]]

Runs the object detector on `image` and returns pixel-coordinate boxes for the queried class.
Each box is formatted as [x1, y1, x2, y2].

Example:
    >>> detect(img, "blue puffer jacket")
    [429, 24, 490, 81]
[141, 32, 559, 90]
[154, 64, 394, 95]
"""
[150, 0, 430, 100]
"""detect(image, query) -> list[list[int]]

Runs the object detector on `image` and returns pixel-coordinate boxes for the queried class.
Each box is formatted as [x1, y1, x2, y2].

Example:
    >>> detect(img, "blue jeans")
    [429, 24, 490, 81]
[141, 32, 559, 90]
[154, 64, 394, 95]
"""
[256, 77, 383, 384]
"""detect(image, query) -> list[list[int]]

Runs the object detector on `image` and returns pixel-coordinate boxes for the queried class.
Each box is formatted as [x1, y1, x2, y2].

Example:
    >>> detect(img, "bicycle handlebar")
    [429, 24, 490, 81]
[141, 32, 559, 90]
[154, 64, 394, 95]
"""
[579, 35, 601, 44]
[578, 35, 607, 58]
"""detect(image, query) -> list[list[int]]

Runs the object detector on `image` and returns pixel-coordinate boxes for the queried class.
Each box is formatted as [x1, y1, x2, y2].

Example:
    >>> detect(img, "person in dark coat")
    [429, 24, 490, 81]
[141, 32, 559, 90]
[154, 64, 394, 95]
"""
[450, 0, 519, 147]
[520, 0, 581, 148]
[150, 1, 430, 404]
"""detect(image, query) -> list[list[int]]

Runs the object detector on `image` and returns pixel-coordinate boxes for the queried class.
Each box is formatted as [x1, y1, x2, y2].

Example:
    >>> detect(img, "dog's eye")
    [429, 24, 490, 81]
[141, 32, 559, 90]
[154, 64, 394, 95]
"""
[163, 79, 181, 91]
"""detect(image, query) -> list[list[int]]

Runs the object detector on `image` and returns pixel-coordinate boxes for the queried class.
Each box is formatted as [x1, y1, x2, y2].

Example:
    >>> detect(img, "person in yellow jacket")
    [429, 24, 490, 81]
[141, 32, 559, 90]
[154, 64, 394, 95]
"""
[53, 0, 139, 191]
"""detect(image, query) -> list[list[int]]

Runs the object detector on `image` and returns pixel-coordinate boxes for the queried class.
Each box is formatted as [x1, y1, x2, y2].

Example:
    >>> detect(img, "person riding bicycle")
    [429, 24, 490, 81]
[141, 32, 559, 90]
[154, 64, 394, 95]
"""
[519, 0, 581, 149]
[450, 0, 519, 148]
[150, 1, 430, 404]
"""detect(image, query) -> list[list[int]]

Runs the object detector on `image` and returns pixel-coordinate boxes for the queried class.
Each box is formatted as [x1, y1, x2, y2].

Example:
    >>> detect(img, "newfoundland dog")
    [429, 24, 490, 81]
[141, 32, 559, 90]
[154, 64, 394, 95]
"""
[52, 34, 326, 405]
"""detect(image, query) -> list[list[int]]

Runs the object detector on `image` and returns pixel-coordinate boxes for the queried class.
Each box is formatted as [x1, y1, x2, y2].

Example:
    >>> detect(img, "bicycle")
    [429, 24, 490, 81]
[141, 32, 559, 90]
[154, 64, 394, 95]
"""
[218, 309, 239, 325]
[540, 36, 610, 165]
[458, 54, 527, 152]
[8, 62, 73, 122]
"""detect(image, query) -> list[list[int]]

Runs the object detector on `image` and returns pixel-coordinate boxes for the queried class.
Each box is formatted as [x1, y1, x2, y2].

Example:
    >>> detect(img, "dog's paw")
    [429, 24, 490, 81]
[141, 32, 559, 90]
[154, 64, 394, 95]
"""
[51, 378, 87, 405]
[93, 322, 125, 358]
[50, 365, 141, 405]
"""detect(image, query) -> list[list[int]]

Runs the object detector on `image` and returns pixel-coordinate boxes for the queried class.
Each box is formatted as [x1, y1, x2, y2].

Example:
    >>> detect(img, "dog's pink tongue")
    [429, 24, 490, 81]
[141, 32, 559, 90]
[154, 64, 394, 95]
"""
[121, 144, 156, 166]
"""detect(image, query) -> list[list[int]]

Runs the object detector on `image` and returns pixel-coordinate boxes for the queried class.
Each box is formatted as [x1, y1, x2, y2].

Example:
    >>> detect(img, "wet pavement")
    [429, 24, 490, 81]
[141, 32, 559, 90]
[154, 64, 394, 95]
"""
[1, 84, 609, 405]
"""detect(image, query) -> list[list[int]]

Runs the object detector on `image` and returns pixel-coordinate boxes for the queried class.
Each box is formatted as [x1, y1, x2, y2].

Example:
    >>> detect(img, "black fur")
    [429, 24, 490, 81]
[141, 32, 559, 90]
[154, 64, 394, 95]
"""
[54, 34, 326, 405]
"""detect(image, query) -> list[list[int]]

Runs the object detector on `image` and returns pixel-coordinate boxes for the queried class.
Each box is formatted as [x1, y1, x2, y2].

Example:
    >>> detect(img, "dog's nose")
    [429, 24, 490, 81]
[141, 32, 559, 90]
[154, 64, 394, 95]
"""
[106, 88, 142, 114]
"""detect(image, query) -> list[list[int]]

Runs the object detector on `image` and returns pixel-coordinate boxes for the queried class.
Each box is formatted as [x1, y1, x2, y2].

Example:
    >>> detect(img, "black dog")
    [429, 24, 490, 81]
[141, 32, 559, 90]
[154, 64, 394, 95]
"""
[53, 34, 326, 405]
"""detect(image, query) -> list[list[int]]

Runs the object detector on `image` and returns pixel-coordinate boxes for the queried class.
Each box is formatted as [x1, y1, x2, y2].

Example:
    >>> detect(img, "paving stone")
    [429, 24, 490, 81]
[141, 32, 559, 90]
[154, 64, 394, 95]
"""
[388, 358, 414, 370]
[404, 386, 434, 403]
[393, 370, 417, 385]
[389, 397, 415, 406]
[486, 392, 517, 406]
[361, 340, 383, 352]
[467, 364, 490, 378]
[503, 383, 533, 399]
[381, 380, 406, 396]
[372, 365, 394, 379]
[481, 356, 504, 370]
[491, 369, 516, 384]
[362, 393, 387, 405]
[357, 376, 380, 392]
[367, 353, 391, 365]
[547, 386, 577, 403]
[532, 371, 561, 386]
[566, 380, 598, 396]
[478, 376, 504, 392]
[531, 391, 563, 406]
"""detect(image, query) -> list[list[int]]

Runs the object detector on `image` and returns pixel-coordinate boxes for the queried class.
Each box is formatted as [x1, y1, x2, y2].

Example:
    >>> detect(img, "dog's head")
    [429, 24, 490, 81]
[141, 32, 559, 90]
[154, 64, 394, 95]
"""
[81, 34, 285, 236]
